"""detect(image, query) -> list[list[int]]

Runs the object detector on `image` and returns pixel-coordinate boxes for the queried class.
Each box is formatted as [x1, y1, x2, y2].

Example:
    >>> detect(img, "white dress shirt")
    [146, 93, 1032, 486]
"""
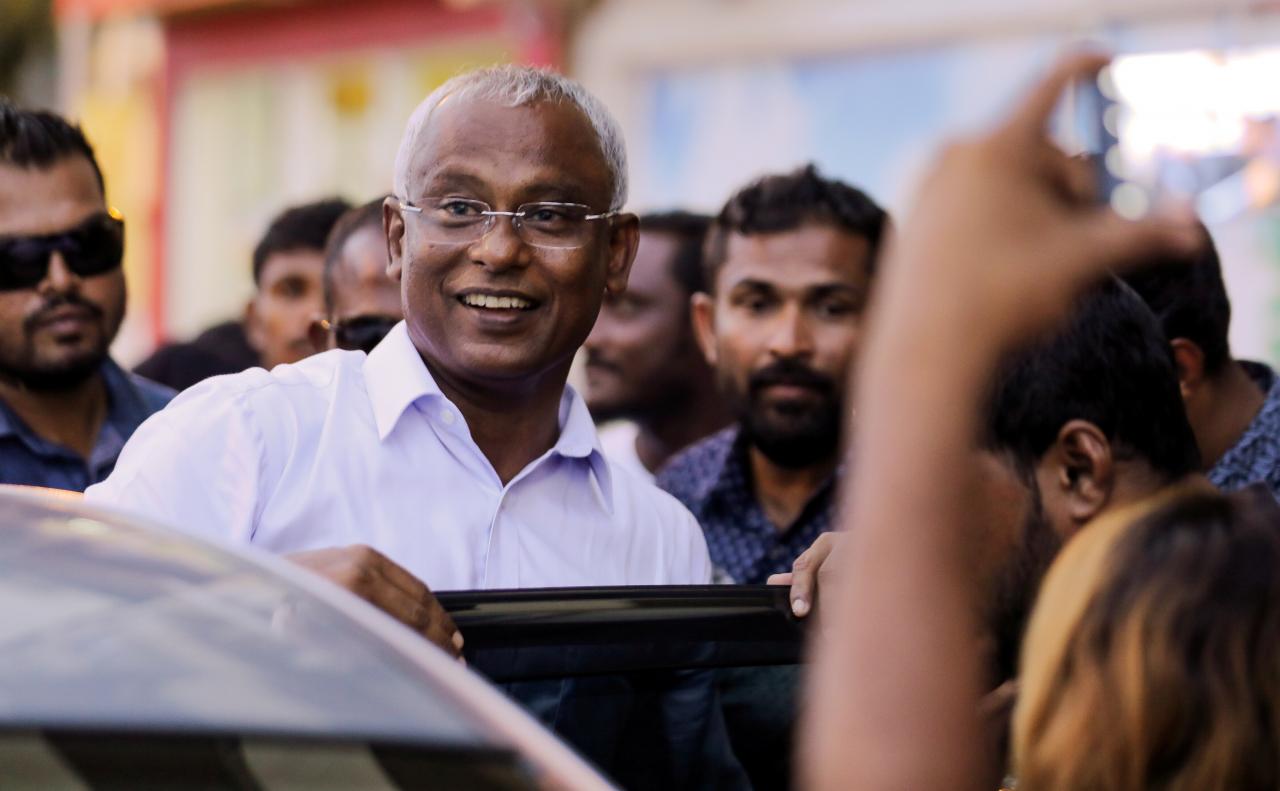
[86, 322, 711, 590]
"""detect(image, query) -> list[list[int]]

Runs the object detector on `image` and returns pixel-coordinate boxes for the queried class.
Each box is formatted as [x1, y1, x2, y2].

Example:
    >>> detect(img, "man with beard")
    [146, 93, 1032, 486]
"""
[778, 279, 1202, 665]
[775, 278, 1205, 783]
[656, 165, 887, 584]
[584, 211, 730, 478]
[0, 100, 172, 491]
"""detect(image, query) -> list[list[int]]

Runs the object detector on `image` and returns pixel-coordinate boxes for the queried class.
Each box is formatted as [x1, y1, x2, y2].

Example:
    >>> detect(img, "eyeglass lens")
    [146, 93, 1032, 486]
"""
[333, 315, 399, 353]
[0, 213, 125, 292]
[410, 198, 602, 249]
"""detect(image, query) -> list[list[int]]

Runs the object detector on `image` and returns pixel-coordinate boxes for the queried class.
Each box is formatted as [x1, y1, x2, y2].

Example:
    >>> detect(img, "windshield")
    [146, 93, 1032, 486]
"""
[0, 493, 493, 747]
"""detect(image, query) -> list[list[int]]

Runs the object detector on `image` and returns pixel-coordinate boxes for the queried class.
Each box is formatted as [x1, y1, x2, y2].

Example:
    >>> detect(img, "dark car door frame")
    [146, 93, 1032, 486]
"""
[436, 585, 805, 682]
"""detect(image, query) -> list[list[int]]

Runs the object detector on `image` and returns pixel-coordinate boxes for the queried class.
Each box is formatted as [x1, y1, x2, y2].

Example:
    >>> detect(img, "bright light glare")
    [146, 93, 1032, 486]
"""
[1111, 49, 1280, 160]
[1111, 182, 1150, 220]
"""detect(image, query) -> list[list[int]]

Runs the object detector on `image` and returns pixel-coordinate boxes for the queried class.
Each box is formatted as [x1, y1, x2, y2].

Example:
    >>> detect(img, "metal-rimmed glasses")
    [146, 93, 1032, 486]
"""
[399, 197, 616, 250]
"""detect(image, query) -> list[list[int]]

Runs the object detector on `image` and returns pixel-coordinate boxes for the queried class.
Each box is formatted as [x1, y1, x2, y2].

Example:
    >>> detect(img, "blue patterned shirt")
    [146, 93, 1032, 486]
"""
[0, 359, 174, 492]
[1208, 360, 1280, 500]
[656, 426, 837, 584]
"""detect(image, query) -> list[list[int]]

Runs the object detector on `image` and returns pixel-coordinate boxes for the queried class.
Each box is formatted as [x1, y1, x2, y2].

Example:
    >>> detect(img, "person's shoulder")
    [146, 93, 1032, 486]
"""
[654, 425, 738, 500]
[157, 349, 367, 425]
[125, 371, 177, 413]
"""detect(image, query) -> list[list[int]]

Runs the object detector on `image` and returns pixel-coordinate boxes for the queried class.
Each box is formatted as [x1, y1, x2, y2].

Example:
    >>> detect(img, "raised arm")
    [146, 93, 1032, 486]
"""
[800, 53, 1200, 791]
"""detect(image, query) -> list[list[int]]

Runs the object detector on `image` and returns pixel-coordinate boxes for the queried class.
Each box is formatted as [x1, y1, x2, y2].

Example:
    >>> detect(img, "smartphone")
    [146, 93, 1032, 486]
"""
[1075, 50, 1280, 223]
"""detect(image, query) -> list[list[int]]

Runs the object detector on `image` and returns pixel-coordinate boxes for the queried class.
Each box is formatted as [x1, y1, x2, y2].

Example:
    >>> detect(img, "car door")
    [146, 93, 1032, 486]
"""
[437, 585, 806, 791]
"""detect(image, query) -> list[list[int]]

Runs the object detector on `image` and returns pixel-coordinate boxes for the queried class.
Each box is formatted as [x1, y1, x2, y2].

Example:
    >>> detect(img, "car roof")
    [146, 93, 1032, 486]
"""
[0, 489, 497, 747]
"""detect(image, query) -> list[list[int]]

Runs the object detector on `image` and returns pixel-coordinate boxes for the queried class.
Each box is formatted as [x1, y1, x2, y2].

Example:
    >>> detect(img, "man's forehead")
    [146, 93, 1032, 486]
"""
[0, 158, 104, 236]
[261, 249, 324, 282]
[403, 97, 611, 202]
[718, 226, 872, 291]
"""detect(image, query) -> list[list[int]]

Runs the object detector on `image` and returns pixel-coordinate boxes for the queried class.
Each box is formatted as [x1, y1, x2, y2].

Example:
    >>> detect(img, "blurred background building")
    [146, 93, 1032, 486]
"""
[5, 0, 1280, 366]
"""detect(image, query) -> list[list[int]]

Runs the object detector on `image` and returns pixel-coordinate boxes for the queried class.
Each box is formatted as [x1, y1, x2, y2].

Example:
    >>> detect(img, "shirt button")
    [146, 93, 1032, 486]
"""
[440, 410, 457, 426]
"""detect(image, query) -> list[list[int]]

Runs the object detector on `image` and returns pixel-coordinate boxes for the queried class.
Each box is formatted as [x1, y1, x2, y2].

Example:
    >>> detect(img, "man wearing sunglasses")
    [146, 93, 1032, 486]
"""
[309, 196, 403, 355]
[0, 101, 173, 492]
[89, 66, 712, 647]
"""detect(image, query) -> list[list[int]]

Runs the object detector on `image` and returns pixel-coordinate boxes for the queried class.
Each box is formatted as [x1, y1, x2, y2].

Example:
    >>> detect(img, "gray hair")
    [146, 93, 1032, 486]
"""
[392, 64, 628, 211]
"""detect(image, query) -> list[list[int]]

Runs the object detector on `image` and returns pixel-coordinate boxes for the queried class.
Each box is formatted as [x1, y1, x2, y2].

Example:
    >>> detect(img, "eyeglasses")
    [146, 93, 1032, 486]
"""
[0, 211, 125, 291]
[399, 197, 615, 250]
[322, 315, 400, 353]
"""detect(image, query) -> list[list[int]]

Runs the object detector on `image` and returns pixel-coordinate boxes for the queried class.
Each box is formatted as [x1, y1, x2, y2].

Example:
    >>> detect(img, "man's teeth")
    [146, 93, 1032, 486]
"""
[461, 294, 534, 310]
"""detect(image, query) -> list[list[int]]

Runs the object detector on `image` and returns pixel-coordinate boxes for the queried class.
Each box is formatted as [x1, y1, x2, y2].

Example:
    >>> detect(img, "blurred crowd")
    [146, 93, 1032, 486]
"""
[2, 51, 1279, 790]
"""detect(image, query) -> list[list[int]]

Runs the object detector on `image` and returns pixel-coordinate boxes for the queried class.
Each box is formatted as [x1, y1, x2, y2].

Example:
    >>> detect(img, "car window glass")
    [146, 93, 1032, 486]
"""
[0, 731, 540, 791]
[0, 497, 489, 745]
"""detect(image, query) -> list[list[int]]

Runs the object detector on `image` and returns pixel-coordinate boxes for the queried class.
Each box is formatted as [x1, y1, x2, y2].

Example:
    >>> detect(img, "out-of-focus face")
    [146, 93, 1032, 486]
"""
[973, 450, 1063, 681]
[247, 249, 325, 369]
[584, 230, 704, 422]
[330, 225, 401, 324]
[385, 97, 636, 389]
[693, 223, 871, 468]
[0, 158, 125, 391]
[316, 224, 403, 354]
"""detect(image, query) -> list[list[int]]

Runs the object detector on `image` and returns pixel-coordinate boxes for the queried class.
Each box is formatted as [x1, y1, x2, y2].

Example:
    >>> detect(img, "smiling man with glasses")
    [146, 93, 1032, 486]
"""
[88, 66, 713, 654]
[0, 100, 173, 491]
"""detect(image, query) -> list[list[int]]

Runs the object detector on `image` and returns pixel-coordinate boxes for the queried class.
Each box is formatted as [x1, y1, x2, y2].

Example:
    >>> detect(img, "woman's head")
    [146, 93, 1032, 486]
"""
[1013, 485, 1280, 790]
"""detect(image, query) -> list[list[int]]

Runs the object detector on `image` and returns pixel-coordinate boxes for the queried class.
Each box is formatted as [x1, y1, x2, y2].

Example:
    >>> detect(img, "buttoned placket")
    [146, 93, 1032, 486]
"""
[420, 398, 577, 589]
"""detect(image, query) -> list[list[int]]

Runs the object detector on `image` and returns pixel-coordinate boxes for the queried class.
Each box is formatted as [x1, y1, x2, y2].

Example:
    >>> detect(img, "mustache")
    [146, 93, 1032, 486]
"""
[25, 294, 104, 332]
[749, 359, 835, 395]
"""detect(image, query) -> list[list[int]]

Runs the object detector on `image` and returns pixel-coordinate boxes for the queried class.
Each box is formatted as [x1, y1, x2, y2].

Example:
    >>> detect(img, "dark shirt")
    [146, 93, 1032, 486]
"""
[656, 426, 836, 584]
[0, 360, 174, 492]
[134, 320, 259, 392]
[1209, 360, 1280, 500]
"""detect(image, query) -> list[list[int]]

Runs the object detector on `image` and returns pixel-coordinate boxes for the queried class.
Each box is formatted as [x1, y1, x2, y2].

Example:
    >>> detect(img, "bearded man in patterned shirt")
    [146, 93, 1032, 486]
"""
[656, 165, 887, 584]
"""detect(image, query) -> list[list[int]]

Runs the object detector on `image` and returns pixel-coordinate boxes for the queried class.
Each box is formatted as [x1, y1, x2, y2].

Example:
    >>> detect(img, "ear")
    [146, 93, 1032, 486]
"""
[1169, 338, 1206, 400]
[383, 197, 405, 282]
[603, 213, 639, 295]
[307, 317, 334, 354]
[690, 291, 718, 367]
[243, 298, 266, 354]
[1043, 419, 1115, 530]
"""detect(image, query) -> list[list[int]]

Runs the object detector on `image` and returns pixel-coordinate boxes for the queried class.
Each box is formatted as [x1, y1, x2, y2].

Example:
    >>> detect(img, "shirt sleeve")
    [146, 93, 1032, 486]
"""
[85, 380, 265, 545]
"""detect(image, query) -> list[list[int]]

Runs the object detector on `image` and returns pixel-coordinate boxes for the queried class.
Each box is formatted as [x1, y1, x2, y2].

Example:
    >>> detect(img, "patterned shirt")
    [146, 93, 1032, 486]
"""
[1209, 360, 1280, 500]
[0, 359, 174, 492]
[656, 425, 837, 584]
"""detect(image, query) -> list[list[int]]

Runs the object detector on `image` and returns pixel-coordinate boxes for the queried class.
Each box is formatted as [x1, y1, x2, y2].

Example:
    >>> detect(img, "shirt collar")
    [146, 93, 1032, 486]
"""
[99, 358, 159, 437]
[363, 321, 614, 511]
[692, 425, 746, 506]
[0, 357, 144, 440]
[364, 321, 446, 441]
[556, 383, 615, 513]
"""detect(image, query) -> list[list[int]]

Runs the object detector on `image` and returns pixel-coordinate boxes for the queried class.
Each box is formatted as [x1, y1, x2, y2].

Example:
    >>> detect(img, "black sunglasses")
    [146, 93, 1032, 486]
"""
[0, 212, 125, 292]
[332, 315, 399, 353]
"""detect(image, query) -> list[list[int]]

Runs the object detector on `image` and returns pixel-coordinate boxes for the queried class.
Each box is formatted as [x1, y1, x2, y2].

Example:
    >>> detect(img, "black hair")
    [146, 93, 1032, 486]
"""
[322, 196, 388, 312]
[984, 277, 1201, 482]
[703, 163, 888, 290]
[0, 98, 105, 195]
[639, 210, 713, 296]
[1121, 228, 1232, 376]
[252, 197, 351, 285]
